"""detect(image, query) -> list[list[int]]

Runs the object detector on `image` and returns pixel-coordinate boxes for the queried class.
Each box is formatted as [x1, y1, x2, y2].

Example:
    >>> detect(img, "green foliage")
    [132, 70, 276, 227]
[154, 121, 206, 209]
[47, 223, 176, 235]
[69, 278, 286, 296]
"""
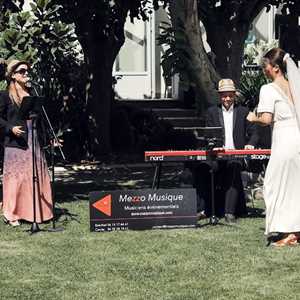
[0, 0, 91, 160]
[0, 80, 7, 90]
[57, 0, 170, 41]
[244, 40, 279, 66]
[0, 0, 83, 95]
[239, 67, 269, 110]
[241, 39, 278, 110]
[199, 0, 300, 16]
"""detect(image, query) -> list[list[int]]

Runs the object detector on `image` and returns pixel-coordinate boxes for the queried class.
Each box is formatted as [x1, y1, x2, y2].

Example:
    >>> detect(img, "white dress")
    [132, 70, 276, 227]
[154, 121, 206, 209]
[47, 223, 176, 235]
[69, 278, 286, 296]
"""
[257, 83, 300, 234]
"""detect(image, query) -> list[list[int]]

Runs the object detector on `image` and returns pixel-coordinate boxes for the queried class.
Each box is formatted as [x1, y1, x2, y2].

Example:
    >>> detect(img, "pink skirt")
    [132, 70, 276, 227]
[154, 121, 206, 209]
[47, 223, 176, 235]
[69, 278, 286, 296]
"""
[2, 120, 53, 223]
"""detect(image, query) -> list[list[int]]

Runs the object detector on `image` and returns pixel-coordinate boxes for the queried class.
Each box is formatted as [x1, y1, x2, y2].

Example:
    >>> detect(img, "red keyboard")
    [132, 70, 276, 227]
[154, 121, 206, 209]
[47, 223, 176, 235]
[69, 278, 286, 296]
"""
[144, 149, 271, 162]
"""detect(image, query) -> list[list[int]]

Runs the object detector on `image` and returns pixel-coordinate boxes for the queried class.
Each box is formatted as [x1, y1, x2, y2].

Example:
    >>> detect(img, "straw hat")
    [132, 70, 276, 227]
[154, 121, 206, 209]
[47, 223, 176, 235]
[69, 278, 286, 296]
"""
[217, 79, 236, 92]
[5, 59, 30, 81]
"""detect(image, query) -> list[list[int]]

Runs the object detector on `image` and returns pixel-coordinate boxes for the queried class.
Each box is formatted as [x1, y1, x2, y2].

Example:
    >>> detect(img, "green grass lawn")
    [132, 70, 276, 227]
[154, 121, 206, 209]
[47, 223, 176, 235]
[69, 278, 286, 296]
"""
[1, 198, 300, 300]
[0, 164, 298, 300]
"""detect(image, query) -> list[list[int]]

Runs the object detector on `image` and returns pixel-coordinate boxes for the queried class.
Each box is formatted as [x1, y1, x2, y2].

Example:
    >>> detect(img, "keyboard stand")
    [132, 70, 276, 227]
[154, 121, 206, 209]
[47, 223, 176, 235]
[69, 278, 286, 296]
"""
[208, 162, 221, 225]
[152, 162, 162, 189]
[207, 152, 219, 225]
[205, 151, 227, 226]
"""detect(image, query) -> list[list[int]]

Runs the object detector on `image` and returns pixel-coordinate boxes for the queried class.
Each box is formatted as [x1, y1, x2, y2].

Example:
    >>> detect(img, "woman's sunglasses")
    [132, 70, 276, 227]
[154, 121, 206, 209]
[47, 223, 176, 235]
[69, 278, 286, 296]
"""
[14, 68, 29, 75]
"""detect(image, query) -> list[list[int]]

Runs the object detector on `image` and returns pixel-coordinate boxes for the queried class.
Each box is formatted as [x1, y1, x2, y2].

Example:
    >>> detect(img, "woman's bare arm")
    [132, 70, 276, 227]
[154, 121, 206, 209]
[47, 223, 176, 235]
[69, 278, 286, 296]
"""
[247, 112, 273, 126]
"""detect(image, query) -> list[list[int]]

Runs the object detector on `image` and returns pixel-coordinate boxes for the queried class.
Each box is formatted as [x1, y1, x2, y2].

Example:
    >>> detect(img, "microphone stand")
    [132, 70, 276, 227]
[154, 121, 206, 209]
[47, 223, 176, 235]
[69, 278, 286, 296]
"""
[199, 140, 229, 228]
[31, 84, 66, 233]
[30, 112, 40, 234]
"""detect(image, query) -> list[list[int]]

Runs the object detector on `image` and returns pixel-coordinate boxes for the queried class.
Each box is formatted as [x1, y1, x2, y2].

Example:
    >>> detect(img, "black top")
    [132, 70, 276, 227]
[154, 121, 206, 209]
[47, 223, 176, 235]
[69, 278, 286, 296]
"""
[206, 104, 259, 149]
[0, 91, 47, 150]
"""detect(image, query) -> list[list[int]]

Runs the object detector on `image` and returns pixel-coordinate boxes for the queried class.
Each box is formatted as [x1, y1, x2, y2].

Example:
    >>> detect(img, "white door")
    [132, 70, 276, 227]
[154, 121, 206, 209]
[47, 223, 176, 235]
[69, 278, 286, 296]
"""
[114, 15, 154, 99]
[114, 8, 179, 100]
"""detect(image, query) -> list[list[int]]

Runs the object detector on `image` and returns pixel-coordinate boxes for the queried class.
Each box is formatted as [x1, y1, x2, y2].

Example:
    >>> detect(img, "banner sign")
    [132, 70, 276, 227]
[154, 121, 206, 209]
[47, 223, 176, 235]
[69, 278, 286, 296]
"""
[89, 188, 197, 232]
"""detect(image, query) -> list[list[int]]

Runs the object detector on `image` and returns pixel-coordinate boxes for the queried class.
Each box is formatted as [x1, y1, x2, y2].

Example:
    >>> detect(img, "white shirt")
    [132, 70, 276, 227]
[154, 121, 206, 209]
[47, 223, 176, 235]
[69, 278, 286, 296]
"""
[222, 105, 235, 149]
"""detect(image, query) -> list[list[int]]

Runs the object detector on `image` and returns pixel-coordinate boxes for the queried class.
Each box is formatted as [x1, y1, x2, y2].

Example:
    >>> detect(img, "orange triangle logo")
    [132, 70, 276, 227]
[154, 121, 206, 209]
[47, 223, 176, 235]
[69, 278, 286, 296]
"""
[92, 194, 112, 216]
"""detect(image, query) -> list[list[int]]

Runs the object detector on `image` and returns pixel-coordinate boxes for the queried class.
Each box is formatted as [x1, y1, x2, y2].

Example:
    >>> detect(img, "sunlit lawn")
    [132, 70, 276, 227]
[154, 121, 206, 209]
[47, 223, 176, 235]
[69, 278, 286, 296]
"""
[1, 198, 300, 300]
[1, 164, 300, 300]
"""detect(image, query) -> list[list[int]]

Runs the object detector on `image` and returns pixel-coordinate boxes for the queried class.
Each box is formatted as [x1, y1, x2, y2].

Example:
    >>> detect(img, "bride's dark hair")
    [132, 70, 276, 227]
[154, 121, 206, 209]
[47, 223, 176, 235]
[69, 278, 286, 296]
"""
[262, 47, 287, 73]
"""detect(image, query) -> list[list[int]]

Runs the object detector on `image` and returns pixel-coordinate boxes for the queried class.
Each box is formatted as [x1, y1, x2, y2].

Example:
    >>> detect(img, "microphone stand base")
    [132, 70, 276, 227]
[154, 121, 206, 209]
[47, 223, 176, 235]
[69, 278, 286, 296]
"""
[209, 215, 219, 225]
[29, 222, 41, 234]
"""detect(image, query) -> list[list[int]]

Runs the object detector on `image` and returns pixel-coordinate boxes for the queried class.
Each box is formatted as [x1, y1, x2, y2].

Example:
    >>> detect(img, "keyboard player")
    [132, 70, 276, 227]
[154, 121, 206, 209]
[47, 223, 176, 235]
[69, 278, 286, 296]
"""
[193, 79, 259, 223]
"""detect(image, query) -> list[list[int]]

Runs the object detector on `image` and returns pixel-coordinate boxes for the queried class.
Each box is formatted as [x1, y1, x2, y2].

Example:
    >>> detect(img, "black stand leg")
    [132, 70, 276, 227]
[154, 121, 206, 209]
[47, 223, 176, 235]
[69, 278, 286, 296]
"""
[152, 163, 162, 189]
[30, 118, 41, 234]
[209, 165, 218, 225]
[201, 158, 228, 227]
[47, 143, 64, 232]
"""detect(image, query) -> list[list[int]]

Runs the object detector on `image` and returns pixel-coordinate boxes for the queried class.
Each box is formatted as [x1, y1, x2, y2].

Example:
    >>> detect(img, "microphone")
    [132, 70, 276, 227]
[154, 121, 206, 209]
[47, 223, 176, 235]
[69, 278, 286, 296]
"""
[26, 78, 41, 87]
[25, 79, 43, 96]
[25, 80, 32, 88]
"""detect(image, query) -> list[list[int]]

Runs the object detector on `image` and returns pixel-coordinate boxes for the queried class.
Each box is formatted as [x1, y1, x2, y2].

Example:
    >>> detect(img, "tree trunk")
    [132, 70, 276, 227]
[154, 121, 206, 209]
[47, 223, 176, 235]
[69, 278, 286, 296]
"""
[70, 3, 128, 158]
[79, 32, 122, 157]
[198, 1, 269, 86]
[170, 0, 220, 114]
[204, 21, 250, 84]
[87, 47, 113, 156]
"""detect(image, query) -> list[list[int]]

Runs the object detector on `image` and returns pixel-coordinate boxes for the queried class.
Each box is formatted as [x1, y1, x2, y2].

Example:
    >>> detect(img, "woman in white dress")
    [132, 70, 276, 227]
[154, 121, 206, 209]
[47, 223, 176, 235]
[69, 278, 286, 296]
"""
[247, 47, 300, 246]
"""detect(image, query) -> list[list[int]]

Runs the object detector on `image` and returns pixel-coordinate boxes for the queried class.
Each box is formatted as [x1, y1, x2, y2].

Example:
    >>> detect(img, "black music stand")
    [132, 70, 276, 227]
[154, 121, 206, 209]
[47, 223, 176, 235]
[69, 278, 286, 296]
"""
[31, 83, 66, 233]
[21, 95, 66, 234]
[41, 104, 66, 232]
[19, 96, 43, 234]
[196, 127, 223, 225]
[18, 96, 43, 120]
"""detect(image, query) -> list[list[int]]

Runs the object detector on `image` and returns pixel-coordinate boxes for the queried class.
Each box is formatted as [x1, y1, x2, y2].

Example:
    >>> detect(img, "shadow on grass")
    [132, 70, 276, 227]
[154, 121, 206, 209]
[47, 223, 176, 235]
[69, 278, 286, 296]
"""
[54, 206, 80, 224]
[53, 163, 184, 203]
[241, 206, 265, 219]
[19, 207, 80, 229]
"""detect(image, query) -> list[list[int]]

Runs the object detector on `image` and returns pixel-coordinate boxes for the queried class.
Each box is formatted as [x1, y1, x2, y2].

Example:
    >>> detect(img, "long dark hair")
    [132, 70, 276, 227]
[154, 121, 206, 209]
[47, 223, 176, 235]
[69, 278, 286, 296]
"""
[262, 47, 287, 74]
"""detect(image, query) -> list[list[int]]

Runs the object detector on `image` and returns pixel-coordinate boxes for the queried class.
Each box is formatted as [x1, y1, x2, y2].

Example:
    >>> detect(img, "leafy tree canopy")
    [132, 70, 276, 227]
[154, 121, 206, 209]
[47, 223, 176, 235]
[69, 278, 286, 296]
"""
[55, 0, 169, 40]
[0, 0, 83, 93]
[198, 0, 300, 23]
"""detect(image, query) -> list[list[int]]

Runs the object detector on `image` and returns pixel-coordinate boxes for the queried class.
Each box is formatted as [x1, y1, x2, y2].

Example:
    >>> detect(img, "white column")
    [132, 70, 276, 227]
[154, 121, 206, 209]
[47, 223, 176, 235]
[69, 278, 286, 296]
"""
[268, 6, 275, 42]
[150, 13, 155, 99]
